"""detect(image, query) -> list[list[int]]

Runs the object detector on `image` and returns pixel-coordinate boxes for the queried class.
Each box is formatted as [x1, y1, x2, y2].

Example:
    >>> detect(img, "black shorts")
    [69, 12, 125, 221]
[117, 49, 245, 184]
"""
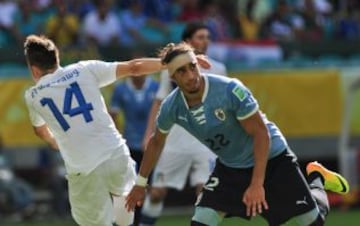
[196, 149, 317, 225]
[129, 149, 143, 168]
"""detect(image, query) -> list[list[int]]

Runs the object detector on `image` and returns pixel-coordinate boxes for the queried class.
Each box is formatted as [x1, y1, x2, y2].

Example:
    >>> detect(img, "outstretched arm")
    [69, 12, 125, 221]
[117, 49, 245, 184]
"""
[116, 58, 164, 79]
[116, 55, 211, 79]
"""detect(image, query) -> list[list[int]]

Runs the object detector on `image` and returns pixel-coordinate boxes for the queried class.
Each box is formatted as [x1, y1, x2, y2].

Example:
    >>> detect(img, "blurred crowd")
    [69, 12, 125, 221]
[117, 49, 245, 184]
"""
[1, 0, 360, 49]
[0, 133, 69, 221]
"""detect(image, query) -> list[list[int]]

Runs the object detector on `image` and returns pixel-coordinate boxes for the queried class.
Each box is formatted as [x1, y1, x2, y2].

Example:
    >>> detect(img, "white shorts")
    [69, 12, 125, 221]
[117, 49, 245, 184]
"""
[67, 149, 136, 226]
[151, 141, 216, 190]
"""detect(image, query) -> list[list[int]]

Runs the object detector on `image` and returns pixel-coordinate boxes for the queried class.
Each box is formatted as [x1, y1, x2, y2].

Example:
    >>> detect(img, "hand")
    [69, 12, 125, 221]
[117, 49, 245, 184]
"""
[196, 55, 211, 70]
[242, 184, 268, 217]
[125, 185, 146, 212]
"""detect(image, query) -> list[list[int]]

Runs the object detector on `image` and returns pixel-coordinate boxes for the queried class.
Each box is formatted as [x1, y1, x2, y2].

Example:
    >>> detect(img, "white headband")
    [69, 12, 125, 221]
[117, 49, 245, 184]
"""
[167, 52, 197, 76]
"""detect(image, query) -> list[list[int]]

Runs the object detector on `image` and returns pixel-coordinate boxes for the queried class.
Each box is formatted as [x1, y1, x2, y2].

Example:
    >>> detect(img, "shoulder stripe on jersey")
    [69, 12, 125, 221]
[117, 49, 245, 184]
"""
[236, 105, 259, 120]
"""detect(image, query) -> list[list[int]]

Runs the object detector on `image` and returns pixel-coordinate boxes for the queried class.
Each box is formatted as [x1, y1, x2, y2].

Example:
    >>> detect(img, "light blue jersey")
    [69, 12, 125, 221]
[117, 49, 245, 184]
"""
[111, 78, 159, 150]
[157, 74, 287, 168]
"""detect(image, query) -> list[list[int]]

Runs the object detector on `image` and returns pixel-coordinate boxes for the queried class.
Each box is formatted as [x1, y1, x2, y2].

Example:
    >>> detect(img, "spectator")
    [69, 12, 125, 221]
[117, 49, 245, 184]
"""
[67, 0, 95, 20]
[119, 0, 168, 46]
[0, 0, 18, 46]
[143, 0, 179, 23]
[262, 0, 304, 41]
[13, 0, 41, 44]
[45, 0, 80, 47]
[83, 0, 120, 47]
[32, 0, 52, 12]
[337, 4, 360, 40]
[178, 0, 203, 22]
[239, 0, 261, 40]
[237, 0, 272, 24]
[294, 0, 325, 41]
[201, 0, 232, 41]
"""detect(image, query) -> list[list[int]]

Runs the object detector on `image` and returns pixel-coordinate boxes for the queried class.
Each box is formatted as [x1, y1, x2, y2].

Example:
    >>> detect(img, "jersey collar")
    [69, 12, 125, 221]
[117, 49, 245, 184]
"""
[126, 77, 150, 91]
[37, 66, 63, 83]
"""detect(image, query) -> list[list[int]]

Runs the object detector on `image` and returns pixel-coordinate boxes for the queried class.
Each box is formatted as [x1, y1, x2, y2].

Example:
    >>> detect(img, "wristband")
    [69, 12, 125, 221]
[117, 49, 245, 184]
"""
[135, 175, 148, 187]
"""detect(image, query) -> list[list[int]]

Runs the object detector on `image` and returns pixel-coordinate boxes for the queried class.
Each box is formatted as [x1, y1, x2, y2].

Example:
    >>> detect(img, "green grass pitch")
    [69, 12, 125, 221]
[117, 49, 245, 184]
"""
[3, 209, 359, 226]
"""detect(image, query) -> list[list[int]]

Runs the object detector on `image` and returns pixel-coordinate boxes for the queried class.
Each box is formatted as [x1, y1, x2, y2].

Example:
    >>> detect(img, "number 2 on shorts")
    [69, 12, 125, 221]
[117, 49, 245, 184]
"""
[204, 177, 219, 191]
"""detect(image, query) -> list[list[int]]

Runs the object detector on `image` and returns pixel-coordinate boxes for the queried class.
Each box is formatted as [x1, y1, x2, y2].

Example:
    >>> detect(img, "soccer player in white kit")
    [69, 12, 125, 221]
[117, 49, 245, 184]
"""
[139, 22, 227, 226]
[23, 35, 191, 226]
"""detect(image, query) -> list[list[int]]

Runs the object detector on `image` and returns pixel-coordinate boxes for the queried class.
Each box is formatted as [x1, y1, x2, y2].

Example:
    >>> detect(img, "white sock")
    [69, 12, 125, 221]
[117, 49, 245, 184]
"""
[141, 195, 164, 217]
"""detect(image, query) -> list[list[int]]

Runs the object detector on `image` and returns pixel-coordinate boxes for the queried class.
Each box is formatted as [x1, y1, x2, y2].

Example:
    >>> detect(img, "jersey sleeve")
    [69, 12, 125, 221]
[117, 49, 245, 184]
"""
[24, 91, 46, 127]
[219, 63, 227, 76]
[155, 70, 172, 100]
[156, 98, 175, 134]
[82, 60, 117, 88]
[110, 83, 123, 113]
[208, 59, 227, 76]
[228, 80, 259, 120]
[213, 61, 227, 76]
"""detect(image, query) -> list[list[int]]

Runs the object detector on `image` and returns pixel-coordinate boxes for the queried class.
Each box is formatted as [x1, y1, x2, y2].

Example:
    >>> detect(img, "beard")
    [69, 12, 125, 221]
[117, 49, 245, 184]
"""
[188, 88, 200, 94]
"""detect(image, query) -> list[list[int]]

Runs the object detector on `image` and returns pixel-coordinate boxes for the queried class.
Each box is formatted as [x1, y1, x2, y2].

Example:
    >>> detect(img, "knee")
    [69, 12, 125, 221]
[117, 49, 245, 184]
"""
[293, 207, 325, 226]
[149, 187, 167, 203]
[192, 206, 223, 226]
[308, 215, 325, 226]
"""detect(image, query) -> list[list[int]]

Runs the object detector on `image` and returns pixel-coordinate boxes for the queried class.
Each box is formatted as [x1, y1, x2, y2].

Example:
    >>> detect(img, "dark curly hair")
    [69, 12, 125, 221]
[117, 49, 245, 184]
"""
[158, 42, 194, 65]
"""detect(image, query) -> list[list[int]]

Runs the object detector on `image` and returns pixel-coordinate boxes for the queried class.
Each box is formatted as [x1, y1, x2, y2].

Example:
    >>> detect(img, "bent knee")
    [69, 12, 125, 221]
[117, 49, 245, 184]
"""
[192, 206, 223, 226]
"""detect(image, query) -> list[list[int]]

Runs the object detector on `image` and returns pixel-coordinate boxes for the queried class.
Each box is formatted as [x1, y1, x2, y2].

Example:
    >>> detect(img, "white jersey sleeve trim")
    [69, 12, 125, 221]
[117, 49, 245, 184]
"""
[158, 128, 170, 134]
[201, 75, 209, 102]
[236, 105, 259, 120]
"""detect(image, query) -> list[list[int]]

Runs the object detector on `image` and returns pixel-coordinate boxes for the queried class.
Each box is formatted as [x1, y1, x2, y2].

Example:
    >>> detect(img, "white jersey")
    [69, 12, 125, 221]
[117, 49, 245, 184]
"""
[25, 60, 126, 174]
[155, 58, 227, 151]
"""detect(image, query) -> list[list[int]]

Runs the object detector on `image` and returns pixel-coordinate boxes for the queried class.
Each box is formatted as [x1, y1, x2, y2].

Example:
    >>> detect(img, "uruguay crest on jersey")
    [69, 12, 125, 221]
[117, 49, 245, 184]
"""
[214, 108, 226, 121]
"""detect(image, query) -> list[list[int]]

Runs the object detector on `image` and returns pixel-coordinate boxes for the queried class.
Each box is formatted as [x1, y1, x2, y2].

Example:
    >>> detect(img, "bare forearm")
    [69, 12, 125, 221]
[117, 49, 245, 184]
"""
[116, 55, 210, 79]
[144, 100, 161, 145]
[34, 126, 59, 150]
[131, 58, 165, 76]
[138, 135, 164, 178]
[46, 136, 59, 150]
[116, 58, 165, 78]
[41, 133, 59, 150]
[251, 131, 270, 186]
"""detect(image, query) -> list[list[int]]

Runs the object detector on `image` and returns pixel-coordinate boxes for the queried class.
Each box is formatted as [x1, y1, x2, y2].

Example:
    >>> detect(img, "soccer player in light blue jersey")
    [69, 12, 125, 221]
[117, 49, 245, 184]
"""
[139, 22, 226, 226]
[126, 42, 349, 226]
